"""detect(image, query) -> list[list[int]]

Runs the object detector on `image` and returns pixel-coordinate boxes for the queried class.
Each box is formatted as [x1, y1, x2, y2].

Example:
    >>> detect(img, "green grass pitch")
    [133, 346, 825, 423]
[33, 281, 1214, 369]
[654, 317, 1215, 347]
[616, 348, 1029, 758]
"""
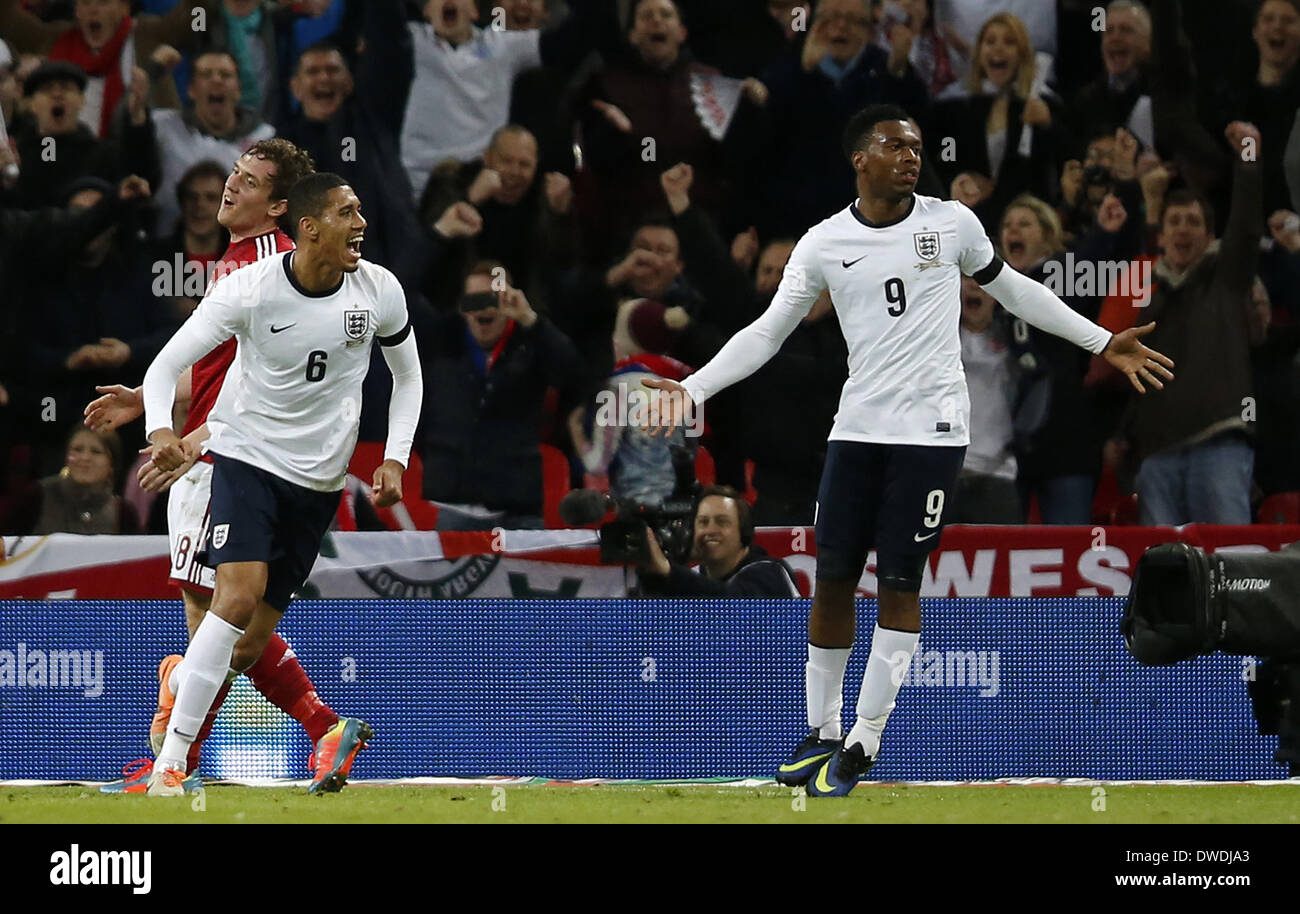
[3, 782, 1298, 824]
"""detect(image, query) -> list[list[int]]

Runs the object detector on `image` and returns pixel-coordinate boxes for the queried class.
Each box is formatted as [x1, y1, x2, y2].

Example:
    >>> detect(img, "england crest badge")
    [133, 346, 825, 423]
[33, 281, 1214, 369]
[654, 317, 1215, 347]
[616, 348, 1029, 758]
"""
[344, 309, 370, 344]
[914, 231, 941, 261]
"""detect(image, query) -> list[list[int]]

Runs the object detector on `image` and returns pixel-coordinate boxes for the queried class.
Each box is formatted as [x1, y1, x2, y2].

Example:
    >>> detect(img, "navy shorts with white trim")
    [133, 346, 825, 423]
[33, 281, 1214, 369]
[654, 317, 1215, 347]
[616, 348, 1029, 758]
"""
[197, 453, 340, 612]
[814, 440, 966, 590]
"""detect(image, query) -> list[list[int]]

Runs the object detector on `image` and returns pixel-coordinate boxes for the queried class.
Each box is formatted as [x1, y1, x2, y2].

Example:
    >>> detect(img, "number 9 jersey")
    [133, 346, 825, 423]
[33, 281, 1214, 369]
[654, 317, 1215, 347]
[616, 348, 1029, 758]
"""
[687, 196, 999, 448]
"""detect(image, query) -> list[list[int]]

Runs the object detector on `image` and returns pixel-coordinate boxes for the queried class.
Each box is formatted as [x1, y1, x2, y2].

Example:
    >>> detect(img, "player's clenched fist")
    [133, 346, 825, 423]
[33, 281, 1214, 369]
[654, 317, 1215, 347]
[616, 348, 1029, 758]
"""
[371, 459, 404, 508]
[147, 428, 194, 472]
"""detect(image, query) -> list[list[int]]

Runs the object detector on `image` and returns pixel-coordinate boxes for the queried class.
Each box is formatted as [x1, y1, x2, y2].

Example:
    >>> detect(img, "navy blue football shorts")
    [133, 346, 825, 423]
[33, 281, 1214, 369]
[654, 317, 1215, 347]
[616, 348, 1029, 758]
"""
[197, 453, 340, 612]
[814, 440, 966, 592]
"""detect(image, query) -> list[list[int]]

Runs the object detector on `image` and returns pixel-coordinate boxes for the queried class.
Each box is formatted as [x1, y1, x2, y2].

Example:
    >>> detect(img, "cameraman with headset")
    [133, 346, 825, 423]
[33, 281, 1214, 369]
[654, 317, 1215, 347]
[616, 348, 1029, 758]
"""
[636, 485, 800, 597]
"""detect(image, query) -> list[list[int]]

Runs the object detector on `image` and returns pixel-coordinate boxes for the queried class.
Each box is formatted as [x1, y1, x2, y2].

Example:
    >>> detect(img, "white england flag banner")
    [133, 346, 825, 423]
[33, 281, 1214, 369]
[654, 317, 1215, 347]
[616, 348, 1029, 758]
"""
[690, 69, 744, 141]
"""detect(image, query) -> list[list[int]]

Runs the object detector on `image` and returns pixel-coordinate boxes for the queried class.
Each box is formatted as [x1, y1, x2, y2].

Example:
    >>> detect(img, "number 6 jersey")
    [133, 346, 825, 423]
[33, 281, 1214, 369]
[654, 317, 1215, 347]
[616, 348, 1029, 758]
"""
[146, 251, 413, 491]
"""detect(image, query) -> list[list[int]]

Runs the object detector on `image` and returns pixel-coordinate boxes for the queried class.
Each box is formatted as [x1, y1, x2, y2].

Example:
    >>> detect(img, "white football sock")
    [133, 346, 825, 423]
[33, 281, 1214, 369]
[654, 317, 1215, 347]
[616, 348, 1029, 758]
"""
[845, 625, 919, 758]
[168, 660, 182, 695]
[156, 614, 244, 771]
[806, 644, 851, 740]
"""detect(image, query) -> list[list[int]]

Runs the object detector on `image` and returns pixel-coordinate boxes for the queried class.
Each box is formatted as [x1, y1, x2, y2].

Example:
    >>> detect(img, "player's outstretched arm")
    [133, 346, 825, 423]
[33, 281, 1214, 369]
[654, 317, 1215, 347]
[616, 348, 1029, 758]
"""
[977, 258, 1174, 392]
[654, 235, 827, 433]
[1100, 322, 1176, 393]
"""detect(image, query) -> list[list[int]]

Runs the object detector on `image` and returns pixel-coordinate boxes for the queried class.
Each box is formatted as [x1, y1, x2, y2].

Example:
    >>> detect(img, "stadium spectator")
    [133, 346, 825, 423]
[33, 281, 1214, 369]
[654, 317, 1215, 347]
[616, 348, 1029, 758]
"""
[10, 60, 133, 207]
[1260, 208, 1300, 324]
[0, 0, 219, 137]
[204, 0, 335, 126]
[876, 0, 969, 99]
[570, 297, 693, 506]
[0, 172, 152, 495]
[14, 175, 179, 475]
[416, 124, 579, 312]
[418, 260, 586, 530]
[1109, 124, 1263, 526]
[0, 36, 18, 130]
[926, 12, 1065, 231]
[0, 425, 140, 534]
[671, 0, 809, 79]
[277, 2, 419, 270]
[552, 213, 703, 387]
[1058, 126, 1149, 253]
[0, 47, 17, 202]
[1070, 0, 1153, 152]
[950, 277, 1020, 524]
[934, 0, 1056, 60]
[636, 485, 799, 597]
[751, 0, 927, 239]
[999, 192, 1136, 524]
[1248, 275, 1300, 498]
[502, 0, 579, 175]
[1218, 0, 1300, 217]
[147, 158, 228, 317]
[400, 0, 614, 202]
[655, 160, 833, 499]
[132, 49, 275, 234]
[573, 0, 766, 260]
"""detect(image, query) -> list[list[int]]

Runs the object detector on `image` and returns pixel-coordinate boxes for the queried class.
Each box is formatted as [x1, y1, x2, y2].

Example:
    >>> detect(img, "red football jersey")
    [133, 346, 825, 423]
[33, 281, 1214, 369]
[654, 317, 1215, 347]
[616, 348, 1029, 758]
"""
[181, 229, 295, 440]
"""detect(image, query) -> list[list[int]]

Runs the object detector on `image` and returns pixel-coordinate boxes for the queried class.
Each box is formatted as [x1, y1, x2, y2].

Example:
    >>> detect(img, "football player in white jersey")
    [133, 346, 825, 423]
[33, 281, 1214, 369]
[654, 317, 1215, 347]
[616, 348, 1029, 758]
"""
[647, 104, 1174, 796]
[138, 173, 424, 796]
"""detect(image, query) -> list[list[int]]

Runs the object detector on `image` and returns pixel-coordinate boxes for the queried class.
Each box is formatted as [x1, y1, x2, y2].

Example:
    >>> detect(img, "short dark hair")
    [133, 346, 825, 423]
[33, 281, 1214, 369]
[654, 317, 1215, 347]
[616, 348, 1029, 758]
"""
[1161, 188, 1214, 229]
[487, 123, 536, 155]
[175, 159, 228, 209]
[295, 39, 349, 74]
[630, 0, 682, 26]
[244, 138, 317, 205]
[193, 49, 239, 72]
[465, 258, 512, 287]
[286, 172, 350, 237]
[695, 484, 754, 546]
[1256, 0, 1300, 24]
[627, 213, 679, 249]
[842, 104, 914, 161]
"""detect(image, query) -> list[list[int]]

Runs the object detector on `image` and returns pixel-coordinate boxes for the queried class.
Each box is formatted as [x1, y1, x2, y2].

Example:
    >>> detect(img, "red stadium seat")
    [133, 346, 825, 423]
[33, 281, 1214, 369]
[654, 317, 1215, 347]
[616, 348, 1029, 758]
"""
[695, 446, 716, 486]
[1258, 492, 1300, 524]
[345, 443, 439, 529]
[1092, 463, 1139, 526]
[540, 443, 571, 529]
[348, 442, 425, 497]
[742, 459, 758, 505]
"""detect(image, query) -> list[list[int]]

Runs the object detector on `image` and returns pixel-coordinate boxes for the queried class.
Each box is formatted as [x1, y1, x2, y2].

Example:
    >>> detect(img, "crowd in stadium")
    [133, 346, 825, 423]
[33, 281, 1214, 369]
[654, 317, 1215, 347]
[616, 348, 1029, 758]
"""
[2, 0, 1299, 537]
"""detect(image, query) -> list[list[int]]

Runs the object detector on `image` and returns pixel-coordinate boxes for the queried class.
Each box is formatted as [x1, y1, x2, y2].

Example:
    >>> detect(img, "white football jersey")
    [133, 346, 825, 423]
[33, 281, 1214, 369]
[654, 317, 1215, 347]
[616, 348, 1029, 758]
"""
[175, 253, 410, 491]
[684, 196, 999, 447]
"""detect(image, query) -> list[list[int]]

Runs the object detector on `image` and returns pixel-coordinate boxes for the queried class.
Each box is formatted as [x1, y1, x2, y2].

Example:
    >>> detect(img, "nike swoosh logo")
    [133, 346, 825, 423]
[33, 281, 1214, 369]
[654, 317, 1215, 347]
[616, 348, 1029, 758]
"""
[914, 531, 939, 542]
[813, 761, 836, 794]
[842, 255, 868, 269]
[270, 324, 296, 334]
[777, 751, 834, 774]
